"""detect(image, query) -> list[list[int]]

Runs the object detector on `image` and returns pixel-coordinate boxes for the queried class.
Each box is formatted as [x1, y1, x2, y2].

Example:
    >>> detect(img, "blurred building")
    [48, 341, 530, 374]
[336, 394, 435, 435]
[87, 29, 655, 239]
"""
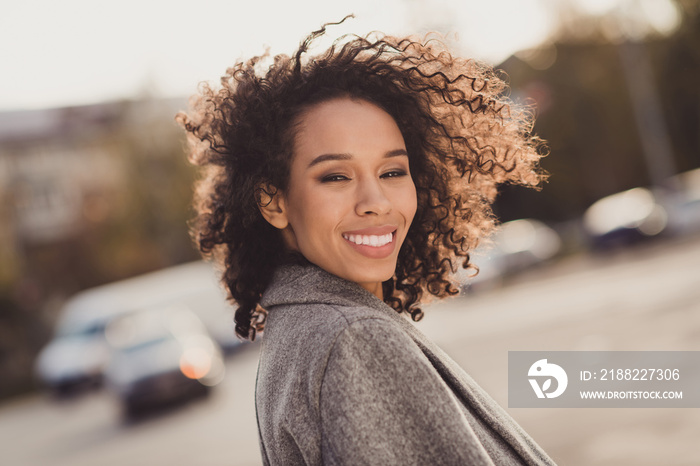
[0, 98, 195, 400]
[1, 98, 188, 280]
[1, 105, 121, 245]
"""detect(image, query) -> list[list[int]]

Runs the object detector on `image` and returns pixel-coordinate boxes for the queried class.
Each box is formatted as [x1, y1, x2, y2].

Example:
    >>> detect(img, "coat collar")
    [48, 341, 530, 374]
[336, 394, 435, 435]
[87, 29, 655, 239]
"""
[260, 262, 394, 316]
[260, 262, 443, 358]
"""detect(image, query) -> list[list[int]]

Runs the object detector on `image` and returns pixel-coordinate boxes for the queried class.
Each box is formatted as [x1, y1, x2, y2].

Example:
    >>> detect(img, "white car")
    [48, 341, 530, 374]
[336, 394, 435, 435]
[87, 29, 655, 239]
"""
[583, 187, 668, 249]
[458, 219, 561, 290]
[34, 261, 240, 396]
[34, 300, 128, 395]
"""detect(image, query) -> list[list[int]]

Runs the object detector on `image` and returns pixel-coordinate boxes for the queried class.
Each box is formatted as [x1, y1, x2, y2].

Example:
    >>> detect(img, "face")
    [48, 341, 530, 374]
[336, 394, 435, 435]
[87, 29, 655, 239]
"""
[261, 97, 417, 298]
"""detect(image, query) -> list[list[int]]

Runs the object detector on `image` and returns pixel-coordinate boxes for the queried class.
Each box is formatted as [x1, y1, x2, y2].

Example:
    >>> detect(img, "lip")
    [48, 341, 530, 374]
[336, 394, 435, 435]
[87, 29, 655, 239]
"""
[342, 225, 398, 259]
[343, 225, 396, 236]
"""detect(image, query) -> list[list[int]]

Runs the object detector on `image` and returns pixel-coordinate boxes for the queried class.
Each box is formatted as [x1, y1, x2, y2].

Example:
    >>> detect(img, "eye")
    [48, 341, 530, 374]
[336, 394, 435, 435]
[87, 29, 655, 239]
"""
[380, 169, 408, 179]
[320, 173, 350, 183]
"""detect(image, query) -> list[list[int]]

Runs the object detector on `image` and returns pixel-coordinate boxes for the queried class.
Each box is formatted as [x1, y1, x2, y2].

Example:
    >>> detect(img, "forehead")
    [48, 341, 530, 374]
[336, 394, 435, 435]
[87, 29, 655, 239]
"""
[291, 97, 405, 163]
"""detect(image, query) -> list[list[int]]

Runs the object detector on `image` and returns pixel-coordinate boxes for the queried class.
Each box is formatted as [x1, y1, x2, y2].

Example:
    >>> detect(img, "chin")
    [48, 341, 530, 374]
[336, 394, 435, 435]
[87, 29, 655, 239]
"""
[345, 261, 396, 284]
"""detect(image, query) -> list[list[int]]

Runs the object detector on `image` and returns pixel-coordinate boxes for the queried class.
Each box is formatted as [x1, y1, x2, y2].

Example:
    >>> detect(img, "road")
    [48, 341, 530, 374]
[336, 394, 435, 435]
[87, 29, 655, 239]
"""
[2, 235, 699, 466]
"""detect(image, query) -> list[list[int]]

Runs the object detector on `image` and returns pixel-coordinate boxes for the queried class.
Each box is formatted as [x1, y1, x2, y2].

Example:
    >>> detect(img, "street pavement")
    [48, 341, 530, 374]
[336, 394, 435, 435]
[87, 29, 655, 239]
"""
[2, 235, 699, 466]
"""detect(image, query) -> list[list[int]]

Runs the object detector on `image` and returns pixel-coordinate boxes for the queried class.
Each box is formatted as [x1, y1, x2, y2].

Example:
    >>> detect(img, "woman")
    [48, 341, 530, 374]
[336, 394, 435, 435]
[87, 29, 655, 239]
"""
[178, 18, 555, 466]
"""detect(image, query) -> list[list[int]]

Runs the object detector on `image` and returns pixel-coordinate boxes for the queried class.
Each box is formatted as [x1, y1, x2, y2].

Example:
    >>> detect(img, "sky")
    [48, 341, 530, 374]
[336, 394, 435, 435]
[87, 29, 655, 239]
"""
[0, 0, 682, 111]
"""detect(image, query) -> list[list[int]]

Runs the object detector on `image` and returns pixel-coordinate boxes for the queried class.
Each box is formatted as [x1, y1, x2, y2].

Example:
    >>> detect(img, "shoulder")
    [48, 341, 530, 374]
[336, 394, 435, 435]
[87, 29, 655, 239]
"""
[320, 316, 438, 395]
[258, 300, 411, 389]
[317, 314, 494, 465]
[326, 314, 420, 362]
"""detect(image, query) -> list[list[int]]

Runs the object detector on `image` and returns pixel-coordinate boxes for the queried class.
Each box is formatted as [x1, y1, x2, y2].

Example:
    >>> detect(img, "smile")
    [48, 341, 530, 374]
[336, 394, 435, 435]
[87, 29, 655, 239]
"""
[342, 233, 393, 247]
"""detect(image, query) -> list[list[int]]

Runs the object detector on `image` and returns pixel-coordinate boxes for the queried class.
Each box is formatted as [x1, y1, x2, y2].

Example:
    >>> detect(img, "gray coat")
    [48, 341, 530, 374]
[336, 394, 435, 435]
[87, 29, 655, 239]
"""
[255, 263, 557, 465]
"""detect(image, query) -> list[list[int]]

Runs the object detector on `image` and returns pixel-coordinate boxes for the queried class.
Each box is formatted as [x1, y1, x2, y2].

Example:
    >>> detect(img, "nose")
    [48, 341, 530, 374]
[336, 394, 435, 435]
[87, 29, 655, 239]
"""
[355, 177, 392, 216]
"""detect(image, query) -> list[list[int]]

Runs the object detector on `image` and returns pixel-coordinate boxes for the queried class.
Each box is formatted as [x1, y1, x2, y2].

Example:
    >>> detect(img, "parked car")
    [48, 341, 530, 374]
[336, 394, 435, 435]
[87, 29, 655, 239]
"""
[103, 305, 225, 417]
[663, 168, 700, 237]
[458, 218, 561, 290]
[34, 302, 125, 395]
[34, 261, 240, 396]
[583, 187, 668, 249]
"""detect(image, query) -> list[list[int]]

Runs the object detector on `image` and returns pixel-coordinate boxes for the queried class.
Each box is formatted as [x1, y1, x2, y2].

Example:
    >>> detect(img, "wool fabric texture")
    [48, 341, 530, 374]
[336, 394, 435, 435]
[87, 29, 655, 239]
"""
[255, 262, 557, 465]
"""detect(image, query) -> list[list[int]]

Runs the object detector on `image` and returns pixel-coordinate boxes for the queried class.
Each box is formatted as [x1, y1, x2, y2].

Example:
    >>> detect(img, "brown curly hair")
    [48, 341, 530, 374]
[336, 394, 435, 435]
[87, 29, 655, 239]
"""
[176, 17, 546, 340]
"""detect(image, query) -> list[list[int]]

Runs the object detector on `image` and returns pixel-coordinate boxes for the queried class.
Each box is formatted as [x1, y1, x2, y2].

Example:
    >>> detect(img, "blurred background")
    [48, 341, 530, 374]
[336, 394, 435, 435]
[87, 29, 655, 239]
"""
[1, 0, 699, 465]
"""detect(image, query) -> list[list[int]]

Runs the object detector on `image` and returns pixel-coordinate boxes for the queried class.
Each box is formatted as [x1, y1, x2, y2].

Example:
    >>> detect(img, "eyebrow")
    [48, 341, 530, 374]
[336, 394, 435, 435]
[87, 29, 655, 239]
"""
[307, 149, 408, 168]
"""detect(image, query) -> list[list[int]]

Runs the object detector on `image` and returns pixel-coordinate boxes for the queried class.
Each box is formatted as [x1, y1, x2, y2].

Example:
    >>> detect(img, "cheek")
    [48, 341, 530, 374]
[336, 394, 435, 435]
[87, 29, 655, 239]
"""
[401, 183, 418, 224]
[286, 187, 345, 237]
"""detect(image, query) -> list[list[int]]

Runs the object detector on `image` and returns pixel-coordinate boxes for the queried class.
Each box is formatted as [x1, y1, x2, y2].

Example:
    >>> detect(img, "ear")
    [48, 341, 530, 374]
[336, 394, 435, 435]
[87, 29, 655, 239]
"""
[256, 183, 289, 230]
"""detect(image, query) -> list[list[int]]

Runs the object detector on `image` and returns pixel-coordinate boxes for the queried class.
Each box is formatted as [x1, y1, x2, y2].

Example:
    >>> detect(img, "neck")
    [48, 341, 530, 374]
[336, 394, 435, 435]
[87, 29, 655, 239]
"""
[359, 281, 383, 300]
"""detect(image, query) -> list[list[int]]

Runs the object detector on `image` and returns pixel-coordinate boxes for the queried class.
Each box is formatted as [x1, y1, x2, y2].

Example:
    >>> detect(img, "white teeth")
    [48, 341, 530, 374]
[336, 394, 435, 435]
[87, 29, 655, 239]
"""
[343, 233, 393, 247]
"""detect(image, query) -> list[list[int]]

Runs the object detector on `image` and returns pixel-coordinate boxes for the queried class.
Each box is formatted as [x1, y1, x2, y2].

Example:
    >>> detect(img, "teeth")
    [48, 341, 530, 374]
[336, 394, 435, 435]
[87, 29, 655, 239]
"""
[343, 233, 393, 247]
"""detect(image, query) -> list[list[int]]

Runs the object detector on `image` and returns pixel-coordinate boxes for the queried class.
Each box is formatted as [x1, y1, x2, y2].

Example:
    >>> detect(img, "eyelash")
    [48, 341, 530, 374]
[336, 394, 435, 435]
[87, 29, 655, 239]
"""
[320, 170, 408, 183]
[381, 169, 408, 179]
[320, 174, 350, 183]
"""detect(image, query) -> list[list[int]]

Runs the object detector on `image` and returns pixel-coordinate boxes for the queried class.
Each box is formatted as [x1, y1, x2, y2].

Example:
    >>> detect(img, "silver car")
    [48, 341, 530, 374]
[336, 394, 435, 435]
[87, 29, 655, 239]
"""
[104, 305, 225, 417]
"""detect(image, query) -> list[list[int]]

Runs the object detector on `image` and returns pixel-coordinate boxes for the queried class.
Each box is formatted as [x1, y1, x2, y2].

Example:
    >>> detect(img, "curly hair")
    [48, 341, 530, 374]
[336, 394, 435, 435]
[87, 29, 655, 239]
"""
[176, 17, 546, 340]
